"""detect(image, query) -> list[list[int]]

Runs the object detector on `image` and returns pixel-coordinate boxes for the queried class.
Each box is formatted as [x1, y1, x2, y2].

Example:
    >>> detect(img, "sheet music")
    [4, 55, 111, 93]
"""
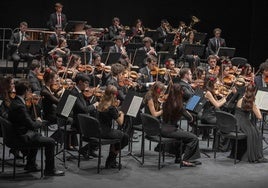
[127, 96, 143, 117]
[255, 90, 268, 111]
[61, 95, 77, 117]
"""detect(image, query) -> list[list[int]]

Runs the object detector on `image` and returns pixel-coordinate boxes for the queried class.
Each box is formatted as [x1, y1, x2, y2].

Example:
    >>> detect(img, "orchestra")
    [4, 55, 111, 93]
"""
[1, 2, 268, 180]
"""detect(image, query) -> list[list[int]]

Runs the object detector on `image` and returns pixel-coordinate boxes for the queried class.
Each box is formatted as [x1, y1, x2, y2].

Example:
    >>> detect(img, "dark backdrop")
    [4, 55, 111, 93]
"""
[1, 0, 267, 68]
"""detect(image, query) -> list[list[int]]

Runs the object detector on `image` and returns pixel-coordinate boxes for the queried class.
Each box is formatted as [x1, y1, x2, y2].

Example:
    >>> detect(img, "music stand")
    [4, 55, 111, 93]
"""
[18, 40, 43, 55]
[64, 20, 87, 32]
[194, 32, 207, 44]
[71, 51, 90, 64]
[166, 33, 176, 42]
[120, 91, 143, 164]
[125, 43, 143, 51]
[129, 50, 147, 68]
[216, 47, 236, 58]
[255, 87, 268, 149]
[101, 52, 121, 65]
[67, 39, 82, 51]
[184, 44, 205, 56]
[144, 30, 158, 43]
[98, 40, 114, 52]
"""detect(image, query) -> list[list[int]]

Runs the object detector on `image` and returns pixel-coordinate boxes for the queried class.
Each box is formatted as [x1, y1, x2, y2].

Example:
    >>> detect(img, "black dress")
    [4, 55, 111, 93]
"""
[231, 107, 263, 162]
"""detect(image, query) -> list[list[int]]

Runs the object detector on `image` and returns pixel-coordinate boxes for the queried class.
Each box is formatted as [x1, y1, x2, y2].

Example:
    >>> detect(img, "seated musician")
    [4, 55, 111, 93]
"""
[254, 61, 268, 89]
[178, 68, 195, 103]
[108, 17, 123, 40]
[138, 37, 157, 57]
[109, 35, 128, 59]
[137, 55, 157, 93]
[7, 21, 34, 77]
[80, 36, 103, 64]
[48, 37, 70, 66]
[70, 73, 99, 157]
[178, 31, 200, 73]
[8, 79, 64, 176]
[27, 61, 43, 94]
[131, 18, 145, 43]
[95, 85, 128, 168]
[77, 24, 93, 47]
[164, 58, 180, 84]
[0, 76, 15, 119]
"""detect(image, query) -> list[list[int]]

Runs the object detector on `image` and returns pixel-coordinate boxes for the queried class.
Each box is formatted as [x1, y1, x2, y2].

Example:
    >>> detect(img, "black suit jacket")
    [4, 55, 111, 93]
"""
[8, 31, 30, 56]
[179, 80, 195, 102]
[207, 37, 226, 55]
[27, 71, 42, 93]
[8, 96, 42, 136]
[70, 87, 96, 130]
[40, 86, 59, 123]
[47, 12, 67, 31]
[254, 75, 266, 89]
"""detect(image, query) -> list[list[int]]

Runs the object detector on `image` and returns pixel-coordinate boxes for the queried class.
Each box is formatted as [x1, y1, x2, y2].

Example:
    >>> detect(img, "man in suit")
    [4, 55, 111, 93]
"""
[47, 3, 67, 31]
[108, 17, 123, 40]
[138, 37, 157, 57]
[207, 28, 226, 57]
[27, 61, 42, 94]
[8, 79, 64, 176]
[156, 19, 169, 51]
[7, 21, 34, 77]
[179, 68, 195, 103]
[70, 73, 99, 158]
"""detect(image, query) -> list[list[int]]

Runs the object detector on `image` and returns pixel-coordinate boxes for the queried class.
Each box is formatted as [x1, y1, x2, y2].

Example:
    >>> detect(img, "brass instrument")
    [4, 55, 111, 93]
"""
[187, 16, 200, 32]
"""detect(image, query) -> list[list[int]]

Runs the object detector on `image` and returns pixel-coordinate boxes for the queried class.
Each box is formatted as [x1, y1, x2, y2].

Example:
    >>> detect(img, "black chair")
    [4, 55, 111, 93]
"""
[214, 111, 247, 164]
[77, 114, 122, 173]
[0, 116, 43, 178]
[140, 113, 182, 169]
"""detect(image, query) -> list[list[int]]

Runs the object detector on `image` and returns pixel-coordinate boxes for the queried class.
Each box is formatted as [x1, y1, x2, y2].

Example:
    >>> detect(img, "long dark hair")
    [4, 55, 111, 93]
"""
[241, 84, 256, 111]
[162, 83, 183, 123]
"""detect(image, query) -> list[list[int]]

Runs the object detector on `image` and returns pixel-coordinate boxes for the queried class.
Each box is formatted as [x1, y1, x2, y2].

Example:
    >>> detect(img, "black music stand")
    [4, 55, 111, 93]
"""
[120, 91, 144, 164]
[71, 51, 90, 64]
[64, 20, 87, 32]
[129, 50, 147, 68]
[98, 40, 114, 52]
[184, 44, 205, 57]
[255, 87, 268, 150]
[144, 30, 158, 43]
[194, 32, 207, 44]
[166, 33, 176, 42]
[101, 52, 121, 65]
[56, 90, 77, 167]
[216, 47, 236, 58]
[125, 43, 143, 51]
[67, 39, 82, 51]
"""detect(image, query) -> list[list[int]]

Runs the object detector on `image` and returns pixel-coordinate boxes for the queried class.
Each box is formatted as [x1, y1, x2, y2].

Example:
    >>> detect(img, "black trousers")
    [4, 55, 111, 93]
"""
[101, 129, 129, 151]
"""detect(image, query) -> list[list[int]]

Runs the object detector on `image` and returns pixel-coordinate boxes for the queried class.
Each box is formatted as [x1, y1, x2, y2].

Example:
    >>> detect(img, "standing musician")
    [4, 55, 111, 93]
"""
[47, 2, 67, 31]
[8, 79, 64, 176]
[7, 21, 33, 77]
[207, 28, 226, 57]
[138, 37, 157, 57]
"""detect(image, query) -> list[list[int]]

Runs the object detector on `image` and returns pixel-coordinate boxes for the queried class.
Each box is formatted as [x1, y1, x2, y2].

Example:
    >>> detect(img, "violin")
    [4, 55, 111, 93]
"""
[213, 84, 231, 98]
[25, 93, 41, 108]
[158, 94, 168, 103]
[77, 64, 94, 73]
[265, 76, 268, 84]
[222, 75, 235, 86]
[208, 66, 220, 75]
[150, 67, 166, 76]
[37, 72, 44, 81]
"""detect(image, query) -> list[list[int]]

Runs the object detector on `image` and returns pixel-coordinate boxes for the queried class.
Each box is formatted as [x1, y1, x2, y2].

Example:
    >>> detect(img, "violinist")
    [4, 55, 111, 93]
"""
[254, 61, 268, 88]
[65, 54, 81, 79]
[191, 66, 205, 89]
[240, 63, 254, 83]
[70, 73, 99, 156]
[137, 55, 157, 92]
[218, 64, 236, 87]
[164, 58, 180, 84]
[90, 54, 110, 87]
[49, 55, 65, 75]
[27, 60, 42, 93]
[206, 55, 219, 76]
[179, 68, 195, 103]
[96, 85, 129, 168]
[106, 63, 127, 102]
[0, 76, 15, 119]
[138, 37, 157, 57]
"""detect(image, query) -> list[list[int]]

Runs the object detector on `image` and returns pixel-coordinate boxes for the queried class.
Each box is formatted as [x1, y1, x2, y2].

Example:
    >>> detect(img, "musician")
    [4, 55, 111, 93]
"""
[179, 68, 195, 103]
[137, 55, 156, 92]
[207, 28, 226, 57]
[8, 79, 64, 176]
[0, 76, 15, 119]
[49, 55, 65, 74]
[156, 19, 169, 51]
[81, 36, 103, 64]
[46, 25, 65, 53]
[177, 21, 187, 40]
[77, 24, 93, 47]
[131, 18, 145, 43]
[7, 21, 33, 77]
[47, 2, 67, 31]
[108, 17, 123, 40]
[138, 37, 157, 57]
[27, 61, 42, 94]
[178, 31, 200, 72]
[164, 58, 180, 84]
[48, 37, 70, 66]
[206, 55, 219, 75]
[70, 73, 99, 156]
[162, 83, 201, 167]
[90, 54, 110, 87]
[109, 35, 128, 59]
[254, 61, 268, 88]
[106, 63, 126, 102]
[66, 54, 82, 79]
[96, 85, 129, 168]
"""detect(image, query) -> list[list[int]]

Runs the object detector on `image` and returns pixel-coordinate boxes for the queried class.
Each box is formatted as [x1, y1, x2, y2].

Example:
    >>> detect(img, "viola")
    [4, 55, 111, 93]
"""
[208, 66, 220, 75]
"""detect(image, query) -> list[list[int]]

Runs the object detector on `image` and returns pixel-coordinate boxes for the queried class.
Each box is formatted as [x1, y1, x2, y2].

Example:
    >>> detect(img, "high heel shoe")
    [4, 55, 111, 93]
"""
[9, 149, 24, 159]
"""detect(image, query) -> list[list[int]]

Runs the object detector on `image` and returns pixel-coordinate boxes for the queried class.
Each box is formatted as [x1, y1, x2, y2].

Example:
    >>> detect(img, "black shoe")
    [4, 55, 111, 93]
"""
[105, 160, 122, 169]
[78, 149, 93, 160]
[44, 169, 65, 176]
[24, 164, 41, 172]
[174, 157, 181, 164]
[89, 151, 99, 158]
